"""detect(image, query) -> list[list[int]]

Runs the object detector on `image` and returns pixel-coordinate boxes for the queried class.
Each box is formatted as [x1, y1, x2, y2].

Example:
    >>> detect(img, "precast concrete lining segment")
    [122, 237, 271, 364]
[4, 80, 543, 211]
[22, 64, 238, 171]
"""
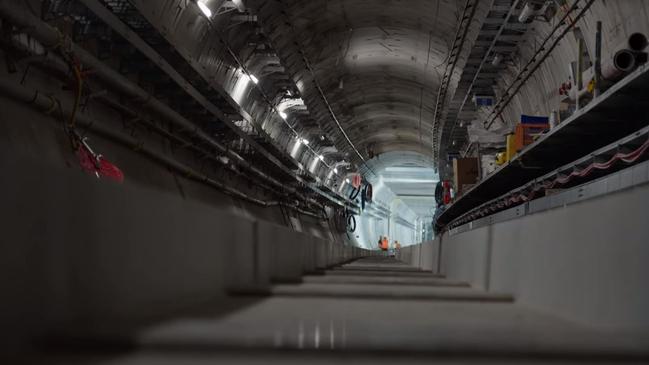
[252, 0, 373, 175]
[251, 0, 461, 174]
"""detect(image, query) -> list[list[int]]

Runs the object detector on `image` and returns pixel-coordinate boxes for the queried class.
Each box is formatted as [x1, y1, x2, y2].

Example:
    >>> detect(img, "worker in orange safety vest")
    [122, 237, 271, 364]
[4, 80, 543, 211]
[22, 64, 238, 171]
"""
[379, 236, 388, 251]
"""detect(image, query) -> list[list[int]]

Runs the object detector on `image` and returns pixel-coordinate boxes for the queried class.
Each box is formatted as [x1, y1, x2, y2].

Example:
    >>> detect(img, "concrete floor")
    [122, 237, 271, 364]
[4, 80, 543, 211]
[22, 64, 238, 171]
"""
[16, 257, 649, 364]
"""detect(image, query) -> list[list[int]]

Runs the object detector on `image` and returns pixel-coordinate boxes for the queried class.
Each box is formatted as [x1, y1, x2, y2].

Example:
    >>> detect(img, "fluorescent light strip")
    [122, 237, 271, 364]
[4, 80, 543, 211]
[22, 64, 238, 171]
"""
[197, 1, 212, 17]
[381, 178, 439, 183]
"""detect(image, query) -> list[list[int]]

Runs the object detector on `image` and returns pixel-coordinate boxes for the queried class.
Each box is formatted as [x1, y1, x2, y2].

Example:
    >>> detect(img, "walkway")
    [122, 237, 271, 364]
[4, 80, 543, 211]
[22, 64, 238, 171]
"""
[23, 257, 649, 364]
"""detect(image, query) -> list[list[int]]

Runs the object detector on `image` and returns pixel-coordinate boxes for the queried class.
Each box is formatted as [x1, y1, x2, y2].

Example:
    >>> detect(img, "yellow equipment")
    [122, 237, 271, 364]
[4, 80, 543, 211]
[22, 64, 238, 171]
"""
[506, 133, 517, 161]
[496, 152, 507, 165]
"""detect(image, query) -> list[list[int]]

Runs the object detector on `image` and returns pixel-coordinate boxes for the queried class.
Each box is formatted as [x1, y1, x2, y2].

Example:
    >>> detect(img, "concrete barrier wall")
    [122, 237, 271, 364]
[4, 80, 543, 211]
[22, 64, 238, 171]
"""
[0, 161, 374, 348]
[403, 183, 649, 328]
[397, 240, 439, 273]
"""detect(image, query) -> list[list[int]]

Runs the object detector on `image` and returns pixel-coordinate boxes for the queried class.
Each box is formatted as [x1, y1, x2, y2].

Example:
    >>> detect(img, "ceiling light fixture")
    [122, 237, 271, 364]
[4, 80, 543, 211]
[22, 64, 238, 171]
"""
[318, 155, 325, 161]
[491, 53, 502, 67]
[302, 138, 309, 146]
[333, 168, 338, 174]
[381, 178, 439, 184]
[196, 0, 212, 18]
[279, 111, 288, 120]
[249, 74, 259, 84]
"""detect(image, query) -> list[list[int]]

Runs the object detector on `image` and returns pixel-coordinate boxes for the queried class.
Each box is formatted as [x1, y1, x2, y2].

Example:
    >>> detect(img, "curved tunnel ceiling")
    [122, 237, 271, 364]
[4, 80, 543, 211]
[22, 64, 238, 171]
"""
[252, 0, 461, 171]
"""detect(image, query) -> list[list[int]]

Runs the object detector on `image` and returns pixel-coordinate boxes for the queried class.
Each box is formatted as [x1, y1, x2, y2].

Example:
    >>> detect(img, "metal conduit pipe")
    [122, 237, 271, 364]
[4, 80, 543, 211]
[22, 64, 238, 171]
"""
[0, 78, 282, 207]
[0, 1, 297, 196]
[93, 95, 290, 197]
[0, 76, 323, 215]
[0, 77, 325, 218]
[5, 54, 308, 204]
[9, 49, 325, 212]
[569, 49, 633, 101]
[77, 0, 354, 211]
[608, 49, 637, 76]
[596, 33, 648, 81]
[7, 34, 257, 188]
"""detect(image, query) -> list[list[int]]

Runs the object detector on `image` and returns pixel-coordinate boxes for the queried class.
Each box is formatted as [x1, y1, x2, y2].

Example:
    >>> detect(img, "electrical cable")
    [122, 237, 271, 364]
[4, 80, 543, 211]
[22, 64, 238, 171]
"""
[68, 62, 83, 130]
[349, 186, 360, 200]
[363, 183, 373, 203]
[452, 138, 649, 226]
[346, 213, 356, 232]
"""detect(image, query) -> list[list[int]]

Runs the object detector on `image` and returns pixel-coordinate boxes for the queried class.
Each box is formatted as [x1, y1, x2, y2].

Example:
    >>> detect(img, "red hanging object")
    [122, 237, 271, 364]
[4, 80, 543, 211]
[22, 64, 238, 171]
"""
[442, 180, 452, 205]
[76, 141, 124, 183]
[351, 174, 362, 188]
[97, 156, 124, 182]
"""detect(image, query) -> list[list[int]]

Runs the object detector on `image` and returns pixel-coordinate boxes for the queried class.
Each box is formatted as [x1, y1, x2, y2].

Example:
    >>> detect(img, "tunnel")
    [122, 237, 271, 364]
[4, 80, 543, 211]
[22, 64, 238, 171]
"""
[1, 0, 649, 363]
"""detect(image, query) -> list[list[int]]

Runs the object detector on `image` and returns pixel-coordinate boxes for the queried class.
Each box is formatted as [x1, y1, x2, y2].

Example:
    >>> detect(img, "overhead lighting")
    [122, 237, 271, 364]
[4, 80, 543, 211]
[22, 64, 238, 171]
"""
[231, 0, 245, 11]
[333, 167, 338, 174]
[318, 155, 325, 161]
[286, 90, 293, 97]
[279, 111, 288, 120]
[382, 178, 439, 183]
[249, 74, 259, 84]
[345, 178, 351, 184]
[295, 136, 309, 146]
[197, 0, 212, 18]
[491, 53, 502, 67]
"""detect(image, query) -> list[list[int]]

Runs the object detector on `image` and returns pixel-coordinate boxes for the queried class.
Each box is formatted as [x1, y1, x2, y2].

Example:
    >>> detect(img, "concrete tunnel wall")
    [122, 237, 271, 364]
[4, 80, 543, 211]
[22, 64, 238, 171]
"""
[0, 56, 376, 349]
[399, 181, 649, 329]
[0, 158, 376, 348]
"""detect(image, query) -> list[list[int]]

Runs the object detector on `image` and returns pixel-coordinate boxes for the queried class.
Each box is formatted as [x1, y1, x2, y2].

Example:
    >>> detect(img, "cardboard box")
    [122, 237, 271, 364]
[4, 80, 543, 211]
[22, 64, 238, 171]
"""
[453, 158, 479, 195]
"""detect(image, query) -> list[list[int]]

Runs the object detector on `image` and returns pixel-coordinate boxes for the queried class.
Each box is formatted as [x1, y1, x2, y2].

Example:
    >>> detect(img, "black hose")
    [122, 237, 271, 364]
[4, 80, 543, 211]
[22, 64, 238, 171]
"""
[349, 186, 360, 200]
[364, 183, 373, 202]
[333, 207, 347, 233]
[435, 181, 443, 205]
[346, 213, 356, 232]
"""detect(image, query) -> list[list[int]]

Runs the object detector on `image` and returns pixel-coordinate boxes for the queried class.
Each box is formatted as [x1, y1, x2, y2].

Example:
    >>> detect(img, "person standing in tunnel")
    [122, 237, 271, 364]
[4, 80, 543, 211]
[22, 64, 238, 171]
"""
[381, 236, 389, 252]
